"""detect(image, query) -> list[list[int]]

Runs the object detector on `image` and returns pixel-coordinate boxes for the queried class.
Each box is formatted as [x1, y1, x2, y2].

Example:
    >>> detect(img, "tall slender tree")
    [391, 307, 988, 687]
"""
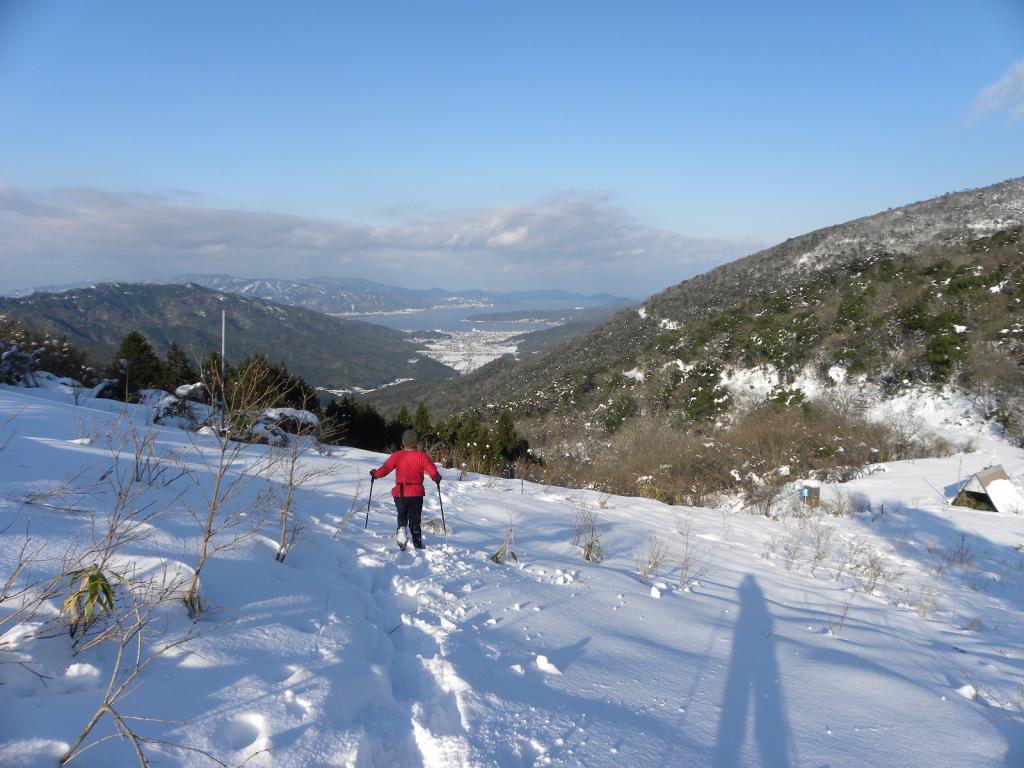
[111, 332, 164, 395]
[413, 402, 432, 437]
[163, 342, 197, 391]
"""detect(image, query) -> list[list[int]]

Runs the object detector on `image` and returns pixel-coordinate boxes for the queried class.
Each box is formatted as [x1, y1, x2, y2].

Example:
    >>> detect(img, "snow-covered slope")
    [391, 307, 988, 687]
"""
[1, 384, 1023, 767]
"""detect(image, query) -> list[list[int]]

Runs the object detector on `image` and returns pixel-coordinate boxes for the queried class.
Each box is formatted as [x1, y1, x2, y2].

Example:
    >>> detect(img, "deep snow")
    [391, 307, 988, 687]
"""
[1, 380, 1023, 767]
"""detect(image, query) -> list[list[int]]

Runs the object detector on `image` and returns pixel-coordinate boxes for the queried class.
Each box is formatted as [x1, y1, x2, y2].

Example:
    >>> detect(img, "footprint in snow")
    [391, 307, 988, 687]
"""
[270, 664, 303, 684]
[221, 713, 267, 752]
[283, 689, 312, 719]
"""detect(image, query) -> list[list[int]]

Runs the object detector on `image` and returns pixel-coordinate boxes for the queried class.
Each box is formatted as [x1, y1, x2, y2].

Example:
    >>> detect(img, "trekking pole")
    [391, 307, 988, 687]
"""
[364, 477, 374, 529]
[436, 482, 447, 534]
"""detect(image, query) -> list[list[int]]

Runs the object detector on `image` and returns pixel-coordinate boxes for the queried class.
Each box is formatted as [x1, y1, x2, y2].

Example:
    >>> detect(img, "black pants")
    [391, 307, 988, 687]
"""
[395, 496, 424, 548]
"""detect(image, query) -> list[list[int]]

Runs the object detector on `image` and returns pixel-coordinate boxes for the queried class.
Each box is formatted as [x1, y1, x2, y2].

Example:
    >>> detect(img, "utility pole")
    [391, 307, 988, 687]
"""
[220, 310, 227, 433]
[221, 309, 226, 382]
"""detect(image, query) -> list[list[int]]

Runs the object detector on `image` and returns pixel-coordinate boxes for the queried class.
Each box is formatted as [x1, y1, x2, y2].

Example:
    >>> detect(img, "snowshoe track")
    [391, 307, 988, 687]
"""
[335, 542, 474, 768]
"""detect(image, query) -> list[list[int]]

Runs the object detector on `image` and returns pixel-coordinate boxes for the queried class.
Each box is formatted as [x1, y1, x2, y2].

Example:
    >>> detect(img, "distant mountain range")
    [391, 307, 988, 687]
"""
[171, 275, 625, 316]
[0, 283, 456, 390]
[7, 275, 627, 315]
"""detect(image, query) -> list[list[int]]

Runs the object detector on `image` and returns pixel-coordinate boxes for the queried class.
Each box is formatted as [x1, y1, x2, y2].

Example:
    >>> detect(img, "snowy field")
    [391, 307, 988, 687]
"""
[1, 381, 1024, 767]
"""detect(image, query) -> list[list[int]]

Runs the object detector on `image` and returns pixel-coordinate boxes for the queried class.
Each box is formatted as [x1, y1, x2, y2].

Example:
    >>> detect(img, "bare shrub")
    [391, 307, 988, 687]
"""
[490, 519, 519, 565]
[916, 585, 941, 619]
[779, 526, 805, 571]
[531, 385, 959, 508]
[764, 515, 832, 575]
[964, 346, 1024, 445]
[635, 533, 670, 583]
[3, 420, 187, 655]
[75, 416, 99, 446]
[183, 360, 279, 617]
[849, 545, 903, 594]
[876, 405, 942, 462]
[69, 379, 83, 406]
[270, 397, 334, 563]
[58, 573, 222, 767]
[821, 386, 868, 420]
[743, 474, 789, 518]
[581, 525, 605, 563]
[0, 526, 75, 663]
[675, 513, 712, 587]
[332, 476, 364, 538]
[823, 487, 857, 518]
[944, 535, 975, 569]
[93, 421, 188, 571]
[20, 468, 97, 516]
[835, 535, 869, 583]
[569, 495, 598, 546]
[122, 423, 187, 487]
[961, 617, 986, 632]
[827, 591, 855, 637]
[566, 494, 605, 562]
[807, 518, 834, 575]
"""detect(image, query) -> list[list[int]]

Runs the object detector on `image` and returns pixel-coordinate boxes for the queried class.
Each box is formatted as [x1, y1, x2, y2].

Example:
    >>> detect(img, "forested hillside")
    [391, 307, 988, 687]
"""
[0, 283, 456, 390]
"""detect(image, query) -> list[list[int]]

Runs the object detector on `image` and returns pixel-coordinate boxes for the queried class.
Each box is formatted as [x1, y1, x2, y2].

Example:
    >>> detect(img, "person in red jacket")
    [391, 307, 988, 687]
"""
[370, 429, 442, 550]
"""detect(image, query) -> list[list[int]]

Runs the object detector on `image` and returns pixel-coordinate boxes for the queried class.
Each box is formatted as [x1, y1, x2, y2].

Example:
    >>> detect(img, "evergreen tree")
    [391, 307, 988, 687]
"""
[436, 414, 461, 446]
[323, 395, 390, 450]
[232, 354, 319, 411]
[396, 405, 412, 429]
[456, 413, 482, 455]
[112, 331, 165, 395]
[198, 351, 232, 405]
[413, 402, 432, 437]
[163, 342, 197, 391]
[477, 425, 493, 461]
[494, 409, 518, 460]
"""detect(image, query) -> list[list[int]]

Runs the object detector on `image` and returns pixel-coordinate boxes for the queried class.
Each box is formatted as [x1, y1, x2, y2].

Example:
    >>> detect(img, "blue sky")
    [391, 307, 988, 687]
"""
[1, 0, 1022, 297]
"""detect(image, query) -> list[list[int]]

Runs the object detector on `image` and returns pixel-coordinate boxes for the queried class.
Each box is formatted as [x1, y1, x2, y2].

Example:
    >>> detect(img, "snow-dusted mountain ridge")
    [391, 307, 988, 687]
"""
[369, 176, 1024, 420]
[172, 274, 624, 317]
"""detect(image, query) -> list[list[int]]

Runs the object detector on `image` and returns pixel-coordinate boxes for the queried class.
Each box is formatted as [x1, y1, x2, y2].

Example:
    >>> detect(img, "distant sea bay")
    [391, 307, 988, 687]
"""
[350, 299, 576, 334]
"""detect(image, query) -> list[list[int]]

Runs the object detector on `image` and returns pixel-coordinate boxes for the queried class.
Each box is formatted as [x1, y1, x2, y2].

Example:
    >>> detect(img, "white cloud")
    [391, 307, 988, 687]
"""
[970, 59, 1024, 122]
[0, 184, 759, 298]
[487, 226, 529, 247]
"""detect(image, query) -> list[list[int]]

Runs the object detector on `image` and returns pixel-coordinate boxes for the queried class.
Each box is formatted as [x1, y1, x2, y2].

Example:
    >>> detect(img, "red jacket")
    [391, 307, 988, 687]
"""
[371, 449, 442, 497]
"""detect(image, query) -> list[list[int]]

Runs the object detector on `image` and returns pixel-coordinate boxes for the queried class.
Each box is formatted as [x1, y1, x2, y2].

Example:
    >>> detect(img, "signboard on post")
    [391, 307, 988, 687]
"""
[801, 480, 820, 508]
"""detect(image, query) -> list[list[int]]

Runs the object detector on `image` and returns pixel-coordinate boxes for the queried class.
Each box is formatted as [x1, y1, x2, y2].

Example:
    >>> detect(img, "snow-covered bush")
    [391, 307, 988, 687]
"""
[152, 394, 203, 430]
[0, 338, 42, 386]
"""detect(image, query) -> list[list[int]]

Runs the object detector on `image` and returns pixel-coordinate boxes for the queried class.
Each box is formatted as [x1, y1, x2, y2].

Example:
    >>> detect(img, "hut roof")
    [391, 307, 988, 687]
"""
[957, 465, 1024, 514]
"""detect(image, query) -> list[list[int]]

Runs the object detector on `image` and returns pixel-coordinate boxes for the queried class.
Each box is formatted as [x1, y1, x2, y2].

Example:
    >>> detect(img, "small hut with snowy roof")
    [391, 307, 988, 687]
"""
[952, 465, 1024, 514]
